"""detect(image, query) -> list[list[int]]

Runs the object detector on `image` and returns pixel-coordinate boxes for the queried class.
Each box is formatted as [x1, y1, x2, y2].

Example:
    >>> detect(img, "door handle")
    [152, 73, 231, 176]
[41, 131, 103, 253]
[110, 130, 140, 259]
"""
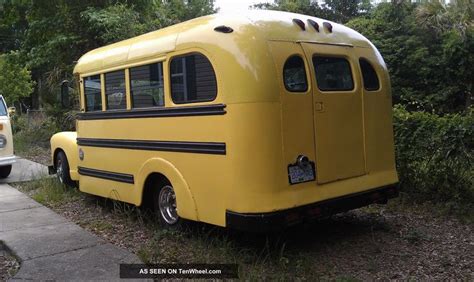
[315, 102, 324, 111]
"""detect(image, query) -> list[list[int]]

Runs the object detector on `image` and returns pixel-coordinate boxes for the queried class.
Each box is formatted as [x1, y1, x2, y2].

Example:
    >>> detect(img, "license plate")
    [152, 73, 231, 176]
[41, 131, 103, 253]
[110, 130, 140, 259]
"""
[288, 163, 315, 184]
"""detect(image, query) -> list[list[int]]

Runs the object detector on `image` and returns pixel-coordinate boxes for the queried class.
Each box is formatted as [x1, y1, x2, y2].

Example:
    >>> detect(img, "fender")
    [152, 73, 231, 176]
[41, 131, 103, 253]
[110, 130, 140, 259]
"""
[50, 131, 79, 180]
[134, 158, 199, 221]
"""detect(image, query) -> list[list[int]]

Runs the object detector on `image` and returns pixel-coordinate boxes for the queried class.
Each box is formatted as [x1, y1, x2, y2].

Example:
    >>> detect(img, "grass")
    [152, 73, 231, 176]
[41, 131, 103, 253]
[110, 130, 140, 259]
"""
[17, 177, 80, 207]
[83, 220, 114, 232]
[11, 176, 473, 280]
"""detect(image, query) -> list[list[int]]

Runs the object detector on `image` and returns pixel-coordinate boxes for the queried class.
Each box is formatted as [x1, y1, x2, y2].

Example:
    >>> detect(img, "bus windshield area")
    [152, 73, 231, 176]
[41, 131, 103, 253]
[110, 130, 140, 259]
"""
[0, 97, 7, 116]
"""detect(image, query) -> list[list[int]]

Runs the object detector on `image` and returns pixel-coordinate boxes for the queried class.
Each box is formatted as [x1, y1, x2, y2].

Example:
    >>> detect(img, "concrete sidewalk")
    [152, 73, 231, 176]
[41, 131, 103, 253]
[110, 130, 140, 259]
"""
[0, 158, 49, 184]
[0, 183, 142, 280]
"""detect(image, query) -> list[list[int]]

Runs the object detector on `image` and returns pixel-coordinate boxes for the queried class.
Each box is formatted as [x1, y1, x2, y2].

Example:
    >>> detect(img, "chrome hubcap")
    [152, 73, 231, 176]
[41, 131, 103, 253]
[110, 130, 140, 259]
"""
[57, 159, 64, 183]
[158, 185, 179, 225]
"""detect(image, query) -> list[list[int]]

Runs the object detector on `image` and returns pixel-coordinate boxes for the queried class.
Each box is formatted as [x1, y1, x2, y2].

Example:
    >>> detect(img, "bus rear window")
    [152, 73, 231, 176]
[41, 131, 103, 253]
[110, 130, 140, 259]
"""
[359, 58, 380, 91]
[170, 53, 217, 104]
[313, 56, 354, 91]
[283, 55, 308, 92]
[84, 75, 102, 111]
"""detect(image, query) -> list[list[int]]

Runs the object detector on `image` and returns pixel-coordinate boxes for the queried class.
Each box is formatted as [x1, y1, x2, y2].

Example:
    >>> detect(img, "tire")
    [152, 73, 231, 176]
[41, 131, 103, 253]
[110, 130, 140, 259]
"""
[0, 165, 12, 178]
[55, 151, 75, 187]
[153, 182, 181, 228]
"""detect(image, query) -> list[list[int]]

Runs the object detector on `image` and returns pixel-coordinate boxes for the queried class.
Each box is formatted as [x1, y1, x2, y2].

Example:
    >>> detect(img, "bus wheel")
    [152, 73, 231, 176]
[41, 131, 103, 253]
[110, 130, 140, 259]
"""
[0, 165, 12, 178]
[154, 184, 181, 227]
[55, 151, 74, 187]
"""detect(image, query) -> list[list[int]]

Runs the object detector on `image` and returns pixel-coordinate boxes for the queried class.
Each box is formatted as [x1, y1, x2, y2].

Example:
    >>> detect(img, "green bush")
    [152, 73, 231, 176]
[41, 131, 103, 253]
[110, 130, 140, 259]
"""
[13, 113, 61, 154]
[393, 105, 473, 211]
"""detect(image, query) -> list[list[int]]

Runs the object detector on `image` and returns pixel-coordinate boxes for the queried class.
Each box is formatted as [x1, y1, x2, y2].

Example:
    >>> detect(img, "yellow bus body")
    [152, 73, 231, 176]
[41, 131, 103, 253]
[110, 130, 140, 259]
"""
[51, 11, 398, 231]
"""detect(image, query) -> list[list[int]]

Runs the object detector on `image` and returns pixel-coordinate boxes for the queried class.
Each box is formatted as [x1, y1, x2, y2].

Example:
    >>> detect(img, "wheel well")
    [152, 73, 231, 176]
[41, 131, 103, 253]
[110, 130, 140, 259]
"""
[141, 173, 171, 209]
[52, 148, 65, 169]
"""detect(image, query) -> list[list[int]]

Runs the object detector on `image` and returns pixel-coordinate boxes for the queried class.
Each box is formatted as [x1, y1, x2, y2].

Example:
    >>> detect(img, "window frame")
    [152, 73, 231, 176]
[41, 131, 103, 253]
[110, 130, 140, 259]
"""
[283, 54, 309, 93]
[169, 52, 218, 105]
[359, 57, 380, 92]
[312, 55, 355, 92]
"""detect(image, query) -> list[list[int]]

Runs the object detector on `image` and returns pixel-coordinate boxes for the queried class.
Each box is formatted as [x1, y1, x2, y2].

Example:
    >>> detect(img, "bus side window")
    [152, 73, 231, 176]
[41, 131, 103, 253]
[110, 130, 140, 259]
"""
[359, 58, 380, 91]
[84, 75, 102, 112]
[105, 70, 126, 110]
[130, 62, 164, 108]
[283, 55, 308, 92]
[170, 53, 217, 104]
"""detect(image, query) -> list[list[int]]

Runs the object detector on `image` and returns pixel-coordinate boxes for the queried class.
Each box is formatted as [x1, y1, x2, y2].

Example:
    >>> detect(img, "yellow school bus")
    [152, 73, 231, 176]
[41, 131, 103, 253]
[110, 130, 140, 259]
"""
[51, 10, 398, 231]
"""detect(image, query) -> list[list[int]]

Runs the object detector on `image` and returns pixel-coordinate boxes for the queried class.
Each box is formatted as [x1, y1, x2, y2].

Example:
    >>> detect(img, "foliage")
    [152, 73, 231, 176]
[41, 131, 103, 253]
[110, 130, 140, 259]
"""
[0, 51, 35, 104]
[253, 0, 371, 23]
[254, 1, 473, 114]
[0, 0, 216, 109]
[393, 105, 473, 211]
[81, 4, 146, 46]
[346, 2, 473, 114]
[0, 0, 29, 53]
[13, 113, 60, 154]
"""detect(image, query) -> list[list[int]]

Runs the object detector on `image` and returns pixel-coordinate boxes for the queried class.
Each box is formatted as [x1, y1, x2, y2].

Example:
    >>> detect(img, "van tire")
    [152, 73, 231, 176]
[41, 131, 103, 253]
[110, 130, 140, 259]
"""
[56, 151, 75, 187]
[0, 165, 12, 178]
[153, 183, 182, 228]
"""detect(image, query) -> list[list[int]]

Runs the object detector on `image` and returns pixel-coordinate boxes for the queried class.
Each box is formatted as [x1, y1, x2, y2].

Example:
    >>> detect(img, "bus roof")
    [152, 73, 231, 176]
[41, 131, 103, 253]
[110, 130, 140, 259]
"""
[74, 10, 372, 75]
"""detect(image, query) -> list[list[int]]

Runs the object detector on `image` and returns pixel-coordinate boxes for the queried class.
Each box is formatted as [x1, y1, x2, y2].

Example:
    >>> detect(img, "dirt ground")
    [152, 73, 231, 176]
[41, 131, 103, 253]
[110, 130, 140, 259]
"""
[0, 244, 20, 280]
[10, 147, 474, 279]
[18, 184, 473, 280]
[16, 146, 51, 166]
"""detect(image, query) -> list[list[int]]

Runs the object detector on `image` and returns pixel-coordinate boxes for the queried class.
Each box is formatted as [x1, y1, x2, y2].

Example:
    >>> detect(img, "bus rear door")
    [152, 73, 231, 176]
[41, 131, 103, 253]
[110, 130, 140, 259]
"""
[301, 43, 366, 184]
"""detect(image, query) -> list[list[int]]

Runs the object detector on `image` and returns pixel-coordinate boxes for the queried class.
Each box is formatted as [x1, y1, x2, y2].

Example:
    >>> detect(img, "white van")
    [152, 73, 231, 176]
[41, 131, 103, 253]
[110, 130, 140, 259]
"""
[0, 95, 15, 178]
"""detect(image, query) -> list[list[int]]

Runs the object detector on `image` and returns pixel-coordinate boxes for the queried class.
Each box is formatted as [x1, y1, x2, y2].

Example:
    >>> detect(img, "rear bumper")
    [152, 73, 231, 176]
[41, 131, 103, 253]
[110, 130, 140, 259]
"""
[226, 184, 399, 232]
[0, 155, 16, 166]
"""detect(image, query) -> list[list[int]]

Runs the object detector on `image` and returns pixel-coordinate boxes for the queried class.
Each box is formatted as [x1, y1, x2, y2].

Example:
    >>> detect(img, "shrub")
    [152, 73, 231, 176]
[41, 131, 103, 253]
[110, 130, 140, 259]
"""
[393, 105, 473, 211]
[12, 112, 62, 154]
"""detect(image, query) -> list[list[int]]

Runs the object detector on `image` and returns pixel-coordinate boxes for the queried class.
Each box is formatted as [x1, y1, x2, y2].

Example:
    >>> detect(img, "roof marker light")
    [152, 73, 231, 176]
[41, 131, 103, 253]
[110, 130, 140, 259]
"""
[323, 22, 333, 33]
[214, 25, 233, 33]
[292, 19, 306, 31]
[307, 19, 319, 32]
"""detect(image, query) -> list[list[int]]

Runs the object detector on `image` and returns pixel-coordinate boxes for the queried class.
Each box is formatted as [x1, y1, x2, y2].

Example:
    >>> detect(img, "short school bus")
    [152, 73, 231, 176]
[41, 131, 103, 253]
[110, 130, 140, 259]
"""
[51, 10, 398, 232]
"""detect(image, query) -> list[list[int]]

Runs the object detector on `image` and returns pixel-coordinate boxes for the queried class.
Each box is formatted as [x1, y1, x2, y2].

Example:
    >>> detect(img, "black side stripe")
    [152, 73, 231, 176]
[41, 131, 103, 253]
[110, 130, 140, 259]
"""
[78, 167, 134, 184]
[77, 104, 226, 120]
[77, 138, 226, 155]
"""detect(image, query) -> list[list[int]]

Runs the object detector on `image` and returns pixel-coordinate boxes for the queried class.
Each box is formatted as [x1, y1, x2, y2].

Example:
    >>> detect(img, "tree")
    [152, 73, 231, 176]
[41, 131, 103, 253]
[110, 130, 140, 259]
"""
[0, 0, 217, 109]
[415, 0, 474, 110]
[319, 0, 372, 23]
[253, 0, 371, 23]
[253, 0, 323, 16]
[0, 52, 35, 104]
[81, 4, 147, 45]
[0, 0, 29, 53]
[347, 2, 473, 114]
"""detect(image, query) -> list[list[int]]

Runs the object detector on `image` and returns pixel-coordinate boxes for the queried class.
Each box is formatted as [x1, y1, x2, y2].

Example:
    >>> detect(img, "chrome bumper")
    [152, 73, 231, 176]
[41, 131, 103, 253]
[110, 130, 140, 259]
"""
[0, 155, 16, 166]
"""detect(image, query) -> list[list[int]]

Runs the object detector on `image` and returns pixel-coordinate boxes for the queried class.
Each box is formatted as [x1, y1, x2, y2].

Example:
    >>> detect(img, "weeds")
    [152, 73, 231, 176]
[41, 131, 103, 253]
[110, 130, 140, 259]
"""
[16, 177, 80, 207]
